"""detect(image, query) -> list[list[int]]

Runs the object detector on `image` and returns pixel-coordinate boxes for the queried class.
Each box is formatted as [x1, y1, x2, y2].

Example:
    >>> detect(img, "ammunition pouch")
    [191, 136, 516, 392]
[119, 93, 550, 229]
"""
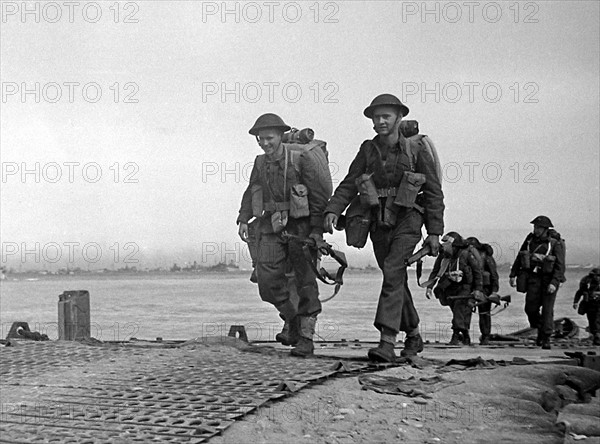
[355, 173, 379, 207]
[290, 184, 309, 218]
[343, 197, 372, 249]
[270, 211, 288, 234]
[519, 250, 531, 270]
[482, 271, 491, 286]
[251, 184, 263, 218]
[542, 255, 556, 274]
[394, 171, 426, 210]
[516, 271, 528, 293]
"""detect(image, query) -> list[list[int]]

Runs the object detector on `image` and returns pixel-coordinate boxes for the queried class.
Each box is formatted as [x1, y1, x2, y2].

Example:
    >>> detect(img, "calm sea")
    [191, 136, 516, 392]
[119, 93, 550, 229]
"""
[0, 270, 590, 343]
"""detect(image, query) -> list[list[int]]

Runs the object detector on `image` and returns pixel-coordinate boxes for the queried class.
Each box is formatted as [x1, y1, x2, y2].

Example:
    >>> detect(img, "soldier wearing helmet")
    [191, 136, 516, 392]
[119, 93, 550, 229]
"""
[426, 232, 484, 346]
[509, 215, 566, 349]
[237, 113, 332, 357]
[324, 94, 445, 362]
[466, 237, 500, 345]
[573, 267, 600, 345]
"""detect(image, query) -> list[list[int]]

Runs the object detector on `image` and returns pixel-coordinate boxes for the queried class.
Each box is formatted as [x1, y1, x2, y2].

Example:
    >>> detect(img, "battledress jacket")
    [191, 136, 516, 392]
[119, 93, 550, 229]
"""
[509, 232, 566, 289]
[325, 134, 444, 236]
[237, 146, 331, 231]
[428, 246, 484, 296]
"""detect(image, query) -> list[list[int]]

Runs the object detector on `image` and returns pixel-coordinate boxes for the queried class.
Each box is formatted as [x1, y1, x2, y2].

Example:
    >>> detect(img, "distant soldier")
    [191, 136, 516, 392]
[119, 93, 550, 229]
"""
[324, 94, 444, 362]
[573, 268, 600, 345]
[237, 113, 332, 357]
[466, 237, 500, 345]
[426, 232, 484, 346]
[509, 216, 566, 349]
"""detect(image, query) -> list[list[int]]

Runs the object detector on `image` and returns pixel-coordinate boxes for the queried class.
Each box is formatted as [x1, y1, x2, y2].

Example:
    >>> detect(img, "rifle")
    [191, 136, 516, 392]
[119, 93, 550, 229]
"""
[446, 293, 512, 314]
[281, 232, 348, 302]
[405, 244, 431, 266]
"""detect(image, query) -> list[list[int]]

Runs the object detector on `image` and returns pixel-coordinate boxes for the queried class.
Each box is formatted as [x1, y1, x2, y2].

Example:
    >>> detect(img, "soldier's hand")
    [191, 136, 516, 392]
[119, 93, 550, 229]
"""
[238, 223, 249, 243]
[425, 288, 433, 299]
[572, 303, 578, 310]
[548, 284, 557, 294]
[509, 277, 517, 288]
[324, 213, 338, 234]
[424, 235, 440, 256]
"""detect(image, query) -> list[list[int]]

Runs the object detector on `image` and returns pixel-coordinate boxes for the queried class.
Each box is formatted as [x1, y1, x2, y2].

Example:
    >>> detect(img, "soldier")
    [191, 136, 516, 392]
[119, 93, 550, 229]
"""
[426, 232, 484, 346]
[237, 113, 332, 357]
[466, 237, 500, 345]
[324, 94, 444, 362]
[573, 268, 600, 345]
[509, 216, 566, 349]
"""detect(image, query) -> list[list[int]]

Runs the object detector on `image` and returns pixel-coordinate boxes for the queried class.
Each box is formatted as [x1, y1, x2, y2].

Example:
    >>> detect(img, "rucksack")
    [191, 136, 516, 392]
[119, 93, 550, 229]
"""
[402, 130, 442, 182]
[254, 129, 333, 207]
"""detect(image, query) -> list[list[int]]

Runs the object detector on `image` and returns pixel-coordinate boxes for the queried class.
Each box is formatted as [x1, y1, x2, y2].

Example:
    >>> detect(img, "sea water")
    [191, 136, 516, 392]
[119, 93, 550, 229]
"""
[0, 270, 590, 343]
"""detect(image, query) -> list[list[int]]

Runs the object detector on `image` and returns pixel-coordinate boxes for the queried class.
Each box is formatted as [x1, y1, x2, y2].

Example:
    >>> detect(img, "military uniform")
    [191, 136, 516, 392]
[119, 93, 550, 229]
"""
[573, 269, 600, 345]
[238, 114, 332, 356]
[466, 239, 500, 344]
[325, 95, 444, 361]
[510, 216, 566, 348]
[428, 234, 483, 345]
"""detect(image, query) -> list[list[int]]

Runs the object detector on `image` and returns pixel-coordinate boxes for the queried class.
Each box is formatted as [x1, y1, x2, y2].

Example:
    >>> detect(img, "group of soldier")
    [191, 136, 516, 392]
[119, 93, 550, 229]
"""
[236, 93, 599, 362]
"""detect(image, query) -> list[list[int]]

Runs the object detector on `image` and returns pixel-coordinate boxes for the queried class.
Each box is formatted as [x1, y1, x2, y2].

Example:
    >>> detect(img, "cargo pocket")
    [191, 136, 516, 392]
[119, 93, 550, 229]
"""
[289, 184, 310, 218]
[394, 171, 426, 208]
[344, 196, 372, 248]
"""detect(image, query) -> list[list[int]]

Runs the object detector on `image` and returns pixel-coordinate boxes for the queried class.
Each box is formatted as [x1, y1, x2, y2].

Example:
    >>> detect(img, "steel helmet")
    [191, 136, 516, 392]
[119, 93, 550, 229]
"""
[590, 268, 599, 276]
[363, 94, 410, 119]
[466, 236, 483, 250]
[530, 215, 553, 228]
[442, 231, 466, 247]
[248, 113, 291, 136]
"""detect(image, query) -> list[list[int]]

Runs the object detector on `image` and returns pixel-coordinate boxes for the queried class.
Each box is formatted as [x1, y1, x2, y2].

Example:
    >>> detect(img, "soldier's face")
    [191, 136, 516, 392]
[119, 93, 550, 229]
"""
[533, 225, 547, 237]
[372, 106, 401, 136]
[257, 129, 283, 157]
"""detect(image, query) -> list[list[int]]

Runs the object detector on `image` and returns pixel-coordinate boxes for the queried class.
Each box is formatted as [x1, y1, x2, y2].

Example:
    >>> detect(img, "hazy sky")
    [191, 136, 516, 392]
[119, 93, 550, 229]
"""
[1, 1, 599, 269]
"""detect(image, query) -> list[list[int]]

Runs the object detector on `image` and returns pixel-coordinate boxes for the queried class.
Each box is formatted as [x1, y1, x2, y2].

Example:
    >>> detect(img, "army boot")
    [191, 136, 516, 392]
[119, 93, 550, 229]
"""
[291, 316, 316, 357]
[535, 329, 543, 346]
[480, 334, 490, 345]
[400, 331, 424, 357]
[541, 334, 551, 350]
[462, 330, 471, 346]
[274, 301, 299, 346]
[275, 318, 300, 346]
[449, 330, 462, 345]
[368, 328, 397, 362]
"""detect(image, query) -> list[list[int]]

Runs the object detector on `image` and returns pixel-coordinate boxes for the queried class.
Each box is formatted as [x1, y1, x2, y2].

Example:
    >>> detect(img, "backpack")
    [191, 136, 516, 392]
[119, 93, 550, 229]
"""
[254, 129, 333, 213]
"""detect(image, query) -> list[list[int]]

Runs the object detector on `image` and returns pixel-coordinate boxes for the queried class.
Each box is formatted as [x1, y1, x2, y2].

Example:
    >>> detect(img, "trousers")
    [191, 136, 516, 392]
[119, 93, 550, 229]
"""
[370, 210, 422, 334]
